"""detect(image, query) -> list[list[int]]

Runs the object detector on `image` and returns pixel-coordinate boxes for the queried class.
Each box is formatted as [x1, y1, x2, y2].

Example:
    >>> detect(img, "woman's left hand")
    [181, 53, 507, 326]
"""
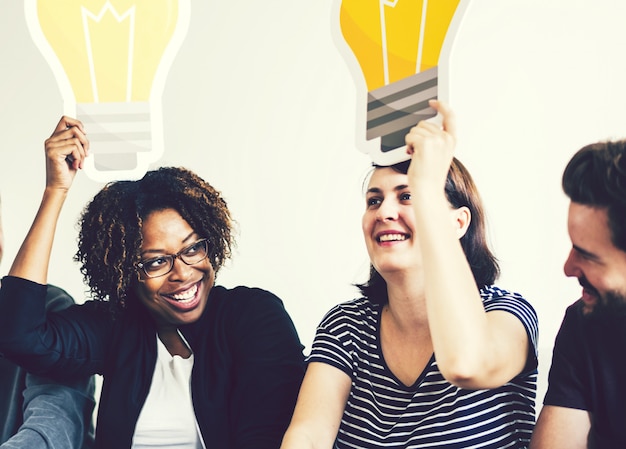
[405, 99, 457, 192]
[44, 116, 89, 192]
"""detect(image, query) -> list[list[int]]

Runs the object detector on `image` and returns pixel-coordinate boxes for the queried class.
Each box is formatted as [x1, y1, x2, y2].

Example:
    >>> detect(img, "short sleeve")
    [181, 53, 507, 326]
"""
[481, 286, 539, 376]
[543, 303, 590, 410]
[307, 322, 353, 377]
[306, 300, 375, 379]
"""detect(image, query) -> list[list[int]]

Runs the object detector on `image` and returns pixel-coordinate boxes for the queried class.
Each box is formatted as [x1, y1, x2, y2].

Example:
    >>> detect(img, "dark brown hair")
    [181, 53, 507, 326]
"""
[562, 140, 626, 252]
[357, 158, 500, 303]
[74, 166, 234, 314]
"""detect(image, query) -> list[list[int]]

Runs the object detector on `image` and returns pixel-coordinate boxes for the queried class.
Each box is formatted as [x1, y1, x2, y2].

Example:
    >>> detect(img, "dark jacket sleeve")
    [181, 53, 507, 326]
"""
[0, 281, 96, 449]
[0, 276, 109, 379]
[228, 288, 305, 449]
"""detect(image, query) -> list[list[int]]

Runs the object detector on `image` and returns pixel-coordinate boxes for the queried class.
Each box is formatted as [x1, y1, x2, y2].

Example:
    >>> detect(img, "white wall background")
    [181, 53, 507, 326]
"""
[2, 0, 626, 413]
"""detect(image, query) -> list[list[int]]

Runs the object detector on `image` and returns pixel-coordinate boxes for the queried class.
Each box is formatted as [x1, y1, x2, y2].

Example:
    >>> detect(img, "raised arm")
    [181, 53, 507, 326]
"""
[9, 117, 88, 283]
[405, 101, 530, 389]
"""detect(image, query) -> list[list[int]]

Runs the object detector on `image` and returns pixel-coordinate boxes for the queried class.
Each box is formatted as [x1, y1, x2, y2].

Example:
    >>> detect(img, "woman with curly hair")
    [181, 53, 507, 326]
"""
[0, 116, 305, 449]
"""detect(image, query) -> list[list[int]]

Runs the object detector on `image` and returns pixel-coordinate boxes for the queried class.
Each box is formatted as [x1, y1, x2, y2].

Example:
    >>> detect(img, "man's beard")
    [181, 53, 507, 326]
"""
[580, 275, 626, 318]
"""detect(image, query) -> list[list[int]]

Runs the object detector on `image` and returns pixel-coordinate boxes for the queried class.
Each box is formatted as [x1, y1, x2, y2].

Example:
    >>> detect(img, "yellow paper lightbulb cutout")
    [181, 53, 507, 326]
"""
[339, 0, 470, 165]
[25, 0, 190, 182]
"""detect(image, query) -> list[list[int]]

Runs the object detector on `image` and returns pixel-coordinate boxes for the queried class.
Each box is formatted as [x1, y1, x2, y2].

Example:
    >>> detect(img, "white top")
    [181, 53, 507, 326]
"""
[131, 333, 204, 449]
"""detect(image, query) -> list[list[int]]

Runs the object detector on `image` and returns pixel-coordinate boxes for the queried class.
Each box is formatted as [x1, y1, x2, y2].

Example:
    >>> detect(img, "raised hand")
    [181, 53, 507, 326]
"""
[44, 116, 89, 191]
[404, 100, 457, 193]
[7, 117, 89, 281]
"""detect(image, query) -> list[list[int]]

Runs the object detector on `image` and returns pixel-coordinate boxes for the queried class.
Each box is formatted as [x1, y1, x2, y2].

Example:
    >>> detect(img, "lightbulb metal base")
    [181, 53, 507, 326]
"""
[366, 66, 438, 150]
[77, 101, 151, 172]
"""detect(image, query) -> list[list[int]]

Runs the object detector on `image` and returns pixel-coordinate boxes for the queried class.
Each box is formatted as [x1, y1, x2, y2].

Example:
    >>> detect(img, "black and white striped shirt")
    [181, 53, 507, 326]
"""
[307, 285, 538, 448]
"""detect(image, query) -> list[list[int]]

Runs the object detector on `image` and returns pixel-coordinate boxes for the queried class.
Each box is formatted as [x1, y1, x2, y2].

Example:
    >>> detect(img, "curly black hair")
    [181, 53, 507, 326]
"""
[74, 167, 234, 314]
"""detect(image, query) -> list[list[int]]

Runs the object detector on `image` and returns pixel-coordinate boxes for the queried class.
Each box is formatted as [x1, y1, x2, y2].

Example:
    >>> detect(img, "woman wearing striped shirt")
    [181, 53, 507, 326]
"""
[280, 100, 538, 449]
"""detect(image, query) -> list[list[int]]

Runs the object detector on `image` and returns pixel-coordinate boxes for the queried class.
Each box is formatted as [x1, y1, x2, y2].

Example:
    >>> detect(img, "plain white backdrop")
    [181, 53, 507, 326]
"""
[2, 0, 626, 412]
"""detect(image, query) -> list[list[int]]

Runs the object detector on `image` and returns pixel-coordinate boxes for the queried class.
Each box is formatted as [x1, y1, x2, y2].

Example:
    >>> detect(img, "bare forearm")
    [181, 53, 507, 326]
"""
[280, 363, 348, 449]
[530, 405, 591, 449]
[280, 428, 318, 449]
[412, 190, 491, 381]
[403, 100, 528, 388]
[9, 187, 67, 283]
[9, 116, 88, 283]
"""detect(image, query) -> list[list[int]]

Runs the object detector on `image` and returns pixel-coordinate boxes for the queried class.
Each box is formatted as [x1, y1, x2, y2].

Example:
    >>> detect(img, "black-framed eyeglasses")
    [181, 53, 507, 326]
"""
[137, 238, 210, 278]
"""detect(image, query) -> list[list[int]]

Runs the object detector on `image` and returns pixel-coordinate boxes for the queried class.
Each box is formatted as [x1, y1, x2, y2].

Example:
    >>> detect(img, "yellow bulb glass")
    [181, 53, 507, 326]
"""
[340, 0, 461, 90]
[26, 0, 190, 181]
[36, 0, 179, 103]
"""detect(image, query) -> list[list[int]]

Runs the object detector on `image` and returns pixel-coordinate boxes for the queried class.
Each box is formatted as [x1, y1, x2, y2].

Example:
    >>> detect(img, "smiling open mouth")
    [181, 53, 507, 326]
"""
[377, 233, 409, 242]
[166, 283, 199, 303]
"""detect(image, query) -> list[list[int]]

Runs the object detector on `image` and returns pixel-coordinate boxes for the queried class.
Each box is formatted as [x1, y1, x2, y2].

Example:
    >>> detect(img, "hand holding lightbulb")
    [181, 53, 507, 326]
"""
[44, 116, 89, 191]
[405, 99, 456, 191]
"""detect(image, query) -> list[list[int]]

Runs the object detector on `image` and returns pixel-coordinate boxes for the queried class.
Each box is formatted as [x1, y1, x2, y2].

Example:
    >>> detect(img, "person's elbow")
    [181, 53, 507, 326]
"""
[438, 354, 519, 390]
[438, 360, 492, 389]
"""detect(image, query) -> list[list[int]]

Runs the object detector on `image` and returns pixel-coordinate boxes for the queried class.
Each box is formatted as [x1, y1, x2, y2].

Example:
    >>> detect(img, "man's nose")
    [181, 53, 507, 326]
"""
[563, 249, 580, 278]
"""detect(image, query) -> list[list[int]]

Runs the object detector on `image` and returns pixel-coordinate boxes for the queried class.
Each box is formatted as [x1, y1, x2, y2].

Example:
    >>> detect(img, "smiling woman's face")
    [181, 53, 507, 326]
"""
[362, 167, 420, 277]
[134, 208, 214, 331]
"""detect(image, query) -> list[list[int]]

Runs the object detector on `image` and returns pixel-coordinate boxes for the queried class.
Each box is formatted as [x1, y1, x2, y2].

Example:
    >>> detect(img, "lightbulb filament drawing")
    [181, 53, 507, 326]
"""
[338, 0, 470, 165]
[82, 4, 136, 103]
[25, 0, 191, 182]
[379, 0, 429, 85]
